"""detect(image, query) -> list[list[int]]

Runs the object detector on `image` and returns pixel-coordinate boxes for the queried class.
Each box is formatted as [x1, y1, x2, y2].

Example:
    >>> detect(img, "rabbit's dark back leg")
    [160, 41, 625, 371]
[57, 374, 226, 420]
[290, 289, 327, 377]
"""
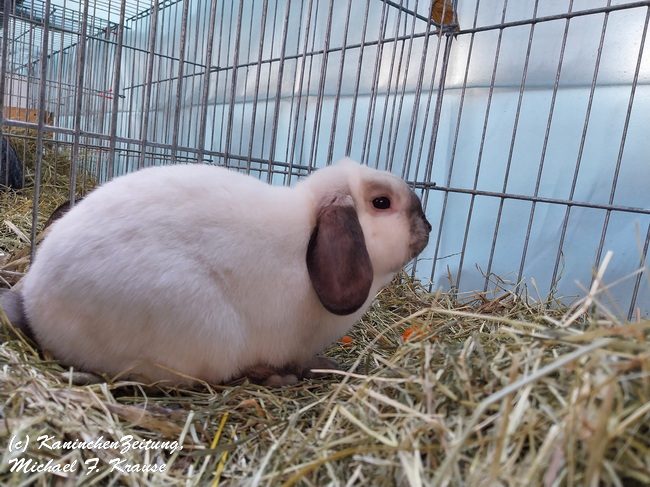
[0, 289, 35, 342]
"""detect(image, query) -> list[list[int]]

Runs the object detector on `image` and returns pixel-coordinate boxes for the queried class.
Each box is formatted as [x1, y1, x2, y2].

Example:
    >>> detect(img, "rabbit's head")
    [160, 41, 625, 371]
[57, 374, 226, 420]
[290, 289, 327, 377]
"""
[301, 158, 431, 316]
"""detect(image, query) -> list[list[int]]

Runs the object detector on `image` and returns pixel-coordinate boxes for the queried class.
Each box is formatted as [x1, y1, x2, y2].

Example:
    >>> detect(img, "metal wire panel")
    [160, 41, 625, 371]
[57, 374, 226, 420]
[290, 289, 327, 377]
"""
[1, 0, 648, 317]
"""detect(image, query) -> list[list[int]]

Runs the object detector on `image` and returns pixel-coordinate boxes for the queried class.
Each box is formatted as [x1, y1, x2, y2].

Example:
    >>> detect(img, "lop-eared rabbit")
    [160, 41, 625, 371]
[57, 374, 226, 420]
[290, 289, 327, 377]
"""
[1, 158, 431, 386]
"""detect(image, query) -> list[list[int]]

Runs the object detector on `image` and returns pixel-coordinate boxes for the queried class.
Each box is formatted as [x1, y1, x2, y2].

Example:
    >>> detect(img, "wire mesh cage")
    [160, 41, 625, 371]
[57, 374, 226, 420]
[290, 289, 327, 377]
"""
[1, 0, 649, 317]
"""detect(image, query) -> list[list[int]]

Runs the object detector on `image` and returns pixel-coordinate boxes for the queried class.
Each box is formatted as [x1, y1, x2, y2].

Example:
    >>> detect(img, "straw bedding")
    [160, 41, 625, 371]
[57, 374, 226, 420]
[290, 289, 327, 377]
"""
[0, 146, 648, 486]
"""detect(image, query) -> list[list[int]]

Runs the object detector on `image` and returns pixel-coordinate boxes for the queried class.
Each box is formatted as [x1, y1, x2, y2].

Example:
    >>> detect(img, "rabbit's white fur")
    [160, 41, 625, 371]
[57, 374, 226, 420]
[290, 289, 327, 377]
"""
[20, 158, 428, 384]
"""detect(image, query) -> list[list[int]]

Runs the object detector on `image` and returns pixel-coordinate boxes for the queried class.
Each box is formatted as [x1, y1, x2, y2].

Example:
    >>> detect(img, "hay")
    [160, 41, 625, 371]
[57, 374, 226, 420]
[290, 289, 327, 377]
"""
[0, 142, 647, 485]
[0, 272, 648, 486]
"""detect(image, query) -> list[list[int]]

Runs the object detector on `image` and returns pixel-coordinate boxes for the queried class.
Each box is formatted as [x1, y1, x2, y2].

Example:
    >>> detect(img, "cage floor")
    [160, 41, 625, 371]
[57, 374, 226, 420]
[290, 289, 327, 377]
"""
[0, 274, 648, 486]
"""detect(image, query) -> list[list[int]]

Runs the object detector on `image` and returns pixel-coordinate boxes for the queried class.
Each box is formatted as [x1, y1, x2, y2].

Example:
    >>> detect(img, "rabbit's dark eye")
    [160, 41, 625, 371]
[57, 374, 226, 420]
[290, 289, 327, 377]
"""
[372, 197, 391, 210]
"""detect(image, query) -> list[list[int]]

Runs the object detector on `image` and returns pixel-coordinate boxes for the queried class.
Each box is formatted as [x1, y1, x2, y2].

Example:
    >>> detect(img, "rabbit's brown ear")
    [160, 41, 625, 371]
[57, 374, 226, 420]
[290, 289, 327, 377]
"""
[306, 196, 373, 315]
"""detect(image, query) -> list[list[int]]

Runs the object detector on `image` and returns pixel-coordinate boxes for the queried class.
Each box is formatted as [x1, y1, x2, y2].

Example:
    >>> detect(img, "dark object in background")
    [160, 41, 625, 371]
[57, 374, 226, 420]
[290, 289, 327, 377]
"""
[43, 197, 84, 230]
[0, 136, 23, 190]
[0, 0, 24, 11]
[0, 0, 25, 29]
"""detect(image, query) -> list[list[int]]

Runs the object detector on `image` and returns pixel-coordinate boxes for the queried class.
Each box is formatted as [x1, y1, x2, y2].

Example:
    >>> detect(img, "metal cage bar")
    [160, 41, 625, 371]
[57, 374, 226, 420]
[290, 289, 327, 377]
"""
[0, 0, 648, 316]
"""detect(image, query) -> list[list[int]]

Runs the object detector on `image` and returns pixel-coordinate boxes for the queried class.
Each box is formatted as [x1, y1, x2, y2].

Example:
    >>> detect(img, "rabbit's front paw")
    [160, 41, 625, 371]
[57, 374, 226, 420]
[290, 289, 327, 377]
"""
[301, 356, 341, 379]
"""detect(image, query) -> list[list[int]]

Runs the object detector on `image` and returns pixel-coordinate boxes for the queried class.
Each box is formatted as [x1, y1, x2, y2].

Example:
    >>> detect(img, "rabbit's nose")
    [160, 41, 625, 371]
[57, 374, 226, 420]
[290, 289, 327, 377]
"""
[424, 218, 432, 232]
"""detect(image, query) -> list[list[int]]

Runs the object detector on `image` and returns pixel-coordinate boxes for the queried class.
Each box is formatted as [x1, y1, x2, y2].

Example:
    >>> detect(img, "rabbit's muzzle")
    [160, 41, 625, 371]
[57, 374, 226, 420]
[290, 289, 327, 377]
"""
[408, 191, 432, 259]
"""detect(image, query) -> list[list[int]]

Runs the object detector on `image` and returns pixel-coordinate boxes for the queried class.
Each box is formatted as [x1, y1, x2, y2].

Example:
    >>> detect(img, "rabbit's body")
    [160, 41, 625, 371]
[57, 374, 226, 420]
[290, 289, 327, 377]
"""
[21, 164, 388, 383]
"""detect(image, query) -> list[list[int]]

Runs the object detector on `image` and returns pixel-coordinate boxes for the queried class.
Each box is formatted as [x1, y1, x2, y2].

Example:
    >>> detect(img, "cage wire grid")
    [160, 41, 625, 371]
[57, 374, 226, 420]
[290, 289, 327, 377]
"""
[1, 0, 649, 318]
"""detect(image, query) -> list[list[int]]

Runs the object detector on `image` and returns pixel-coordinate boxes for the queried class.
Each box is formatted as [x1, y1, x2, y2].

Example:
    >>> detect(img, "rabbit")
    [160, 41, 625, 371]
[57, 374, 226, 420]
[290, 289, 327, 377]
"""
[10, 157, 431, 386]
[0, 136, 23, 190]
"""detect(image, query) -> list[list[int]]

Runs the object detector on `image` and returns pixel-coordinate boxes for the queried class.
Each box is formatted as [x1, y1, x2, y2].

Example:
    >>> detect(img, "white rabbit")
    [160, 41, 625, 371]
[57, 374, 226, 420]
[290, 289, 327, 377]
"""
[12, 157, 430, 386]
